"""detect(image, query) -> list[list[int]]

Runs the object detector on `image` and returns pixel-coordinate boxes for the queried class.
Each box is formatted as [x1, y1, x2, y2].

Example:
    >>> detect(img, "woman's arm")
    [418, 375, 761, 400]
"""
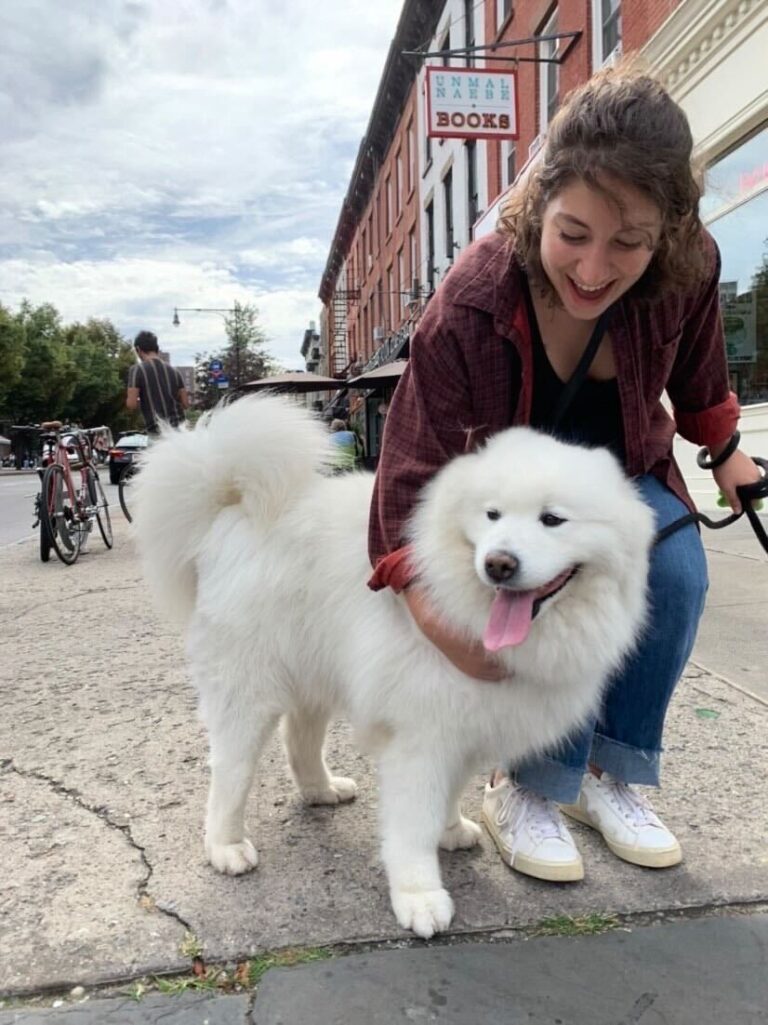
[368, 291, 477, 584]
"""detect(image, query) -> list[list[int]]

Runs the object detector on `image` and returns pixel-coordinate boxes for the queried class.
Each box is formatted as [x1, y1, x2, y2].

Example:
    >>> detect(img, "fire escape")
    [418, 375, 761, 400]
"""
[331, 289, 359, 376]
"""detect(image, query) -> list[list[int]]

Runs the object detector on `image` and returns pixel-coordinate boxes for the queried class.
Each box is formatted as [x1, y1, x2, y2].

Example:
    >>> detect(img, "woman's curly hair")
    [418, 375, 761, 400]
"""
[499, 58, 707, 301]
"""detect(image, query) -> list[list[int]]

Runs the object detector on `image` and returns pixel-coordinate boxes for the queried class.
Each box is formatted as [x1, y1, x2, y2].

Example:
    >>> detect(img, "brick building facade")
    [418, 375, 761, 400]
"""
[316, 0, 768, 466]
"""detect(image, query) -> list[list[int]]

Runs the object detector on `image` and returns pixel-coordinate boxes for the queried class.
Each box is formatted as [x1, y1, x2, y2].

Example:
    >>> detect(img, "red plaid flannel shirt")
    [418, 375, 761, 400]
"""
[368, 230, 740, 592]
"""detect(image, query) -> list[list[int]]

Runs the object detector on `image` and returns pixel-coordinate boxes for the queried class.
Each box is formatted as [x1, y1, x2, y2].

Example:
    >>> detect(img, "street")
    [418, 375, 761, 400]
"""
[0, 473, 39, 547]
[0, 473, 120, 549]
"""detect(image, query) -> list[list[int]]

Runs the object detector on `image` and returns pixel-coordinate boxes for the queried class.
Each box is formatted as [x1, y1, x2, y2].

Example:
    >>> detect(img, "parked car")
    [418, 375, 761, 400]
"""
[108, 432, 148, 484]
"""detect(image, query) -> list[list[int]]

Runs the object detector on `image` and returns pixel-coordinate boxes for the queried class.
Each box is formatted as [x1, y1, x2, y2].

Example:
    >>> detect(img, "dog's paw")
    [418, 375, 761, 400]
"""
[390, 887, 455, 939]
[300, 775, 357, 805]
[439, 815, 483, 851]
[206, 838, 259, 875]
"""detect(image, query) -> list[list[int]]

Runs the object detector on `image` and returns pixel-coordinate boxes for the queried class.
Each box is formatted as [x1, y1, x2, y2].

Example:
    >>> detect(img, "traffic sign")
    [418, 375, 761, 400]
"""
[216, 375, 230, 389]
[210, 359, 223, 372]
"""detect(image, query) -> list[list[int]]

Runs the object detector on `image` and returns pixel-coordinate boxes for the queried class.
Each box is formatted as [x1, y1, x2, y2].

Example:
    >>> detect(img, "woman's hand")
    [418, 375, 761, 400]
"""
[403, 586, 508, 683]
[711, 447, 763, 514]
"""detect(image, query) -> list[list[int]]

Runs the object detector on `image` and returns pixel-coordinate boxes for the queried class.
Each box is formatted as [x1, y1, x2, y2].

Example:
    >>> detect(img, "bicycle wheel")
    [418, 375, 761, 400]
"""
[37, 491, 53, 562]
[118, 462, 136, 523]
[86, 467, 113, 548]
[41, 463, 82, 565]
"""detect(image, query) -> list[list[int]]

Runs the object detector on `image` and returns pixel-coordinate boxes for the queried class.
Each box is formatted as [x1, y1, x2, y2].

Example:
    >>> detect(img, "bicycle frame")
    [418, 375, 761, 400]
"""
[48, 432, 92, 524]
[32, 420, 113, 564]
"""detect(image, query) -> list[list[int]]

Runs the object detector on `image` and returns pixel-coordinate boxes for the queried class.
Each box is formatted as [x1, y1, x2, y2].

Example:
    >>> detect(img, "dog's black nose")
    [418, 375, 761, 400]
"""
[485, 551, 519, 584]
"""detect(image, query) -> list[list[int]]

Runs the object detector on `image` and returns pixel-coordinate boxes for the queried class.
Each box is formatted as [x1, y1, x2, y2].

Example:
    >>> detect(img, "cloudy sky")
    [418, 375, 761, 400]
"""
[0, 0, 405, 368]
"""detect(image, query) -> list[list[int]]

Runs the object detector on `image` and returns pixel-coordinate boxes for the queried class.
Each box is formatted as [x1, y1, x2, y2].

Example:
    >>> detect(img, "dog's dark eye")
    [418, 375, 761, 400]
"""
[540, 512, 566, 527]
[486, 509, 501, 521]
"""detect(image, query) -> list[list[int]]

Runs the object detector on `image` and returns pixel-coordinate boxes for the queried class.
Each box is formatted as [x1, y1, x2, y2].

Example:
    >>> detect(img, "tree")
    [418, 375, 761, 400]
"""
[6, 302, 75, 424]
[0, 304, 25, 414]
[0, 301, 135, 436]
[61, 319, 135, 427]
[193, 302, 276, 410]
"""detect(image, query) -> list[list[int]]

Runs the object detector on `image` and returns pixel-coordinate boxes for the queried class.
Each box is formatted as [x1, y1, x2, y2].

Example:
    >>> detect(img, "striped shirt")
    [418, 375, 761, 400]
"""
[127, 359, 186, 433]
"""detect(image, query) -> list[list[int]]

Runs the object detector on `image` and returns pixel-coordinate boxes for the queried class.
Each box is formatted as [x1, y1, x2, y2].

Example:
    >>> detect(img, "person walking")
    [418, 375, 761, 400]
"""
[367, 61, 761, 883]
[126, 331, 189, 434]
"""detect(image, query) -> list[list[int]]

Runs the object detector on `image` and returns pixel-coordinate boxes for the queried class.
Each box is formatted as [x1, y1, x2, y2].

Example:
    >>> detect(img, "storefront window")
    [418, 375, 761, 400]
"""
[702, 123, 768, 407]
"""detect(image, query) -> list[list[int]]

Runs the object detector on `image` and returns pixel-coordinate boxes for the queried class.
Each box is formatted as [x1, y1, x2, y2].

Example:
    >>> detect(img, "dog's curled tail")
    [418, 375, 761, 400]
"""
[131, 393, 332, 625]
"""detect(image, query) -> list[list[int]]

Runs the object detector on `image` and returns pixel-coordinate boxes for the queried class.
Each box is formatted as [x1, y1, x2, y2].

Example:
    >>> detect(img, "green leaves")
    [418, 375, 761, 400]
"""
[0, 301, 135, 430]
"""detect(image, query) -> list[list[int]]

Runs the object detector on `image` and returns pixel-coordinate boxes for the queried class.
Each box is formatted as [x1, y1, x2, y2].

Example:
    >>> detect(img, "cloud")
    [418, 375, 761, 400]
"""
[0, 0, 403, 373]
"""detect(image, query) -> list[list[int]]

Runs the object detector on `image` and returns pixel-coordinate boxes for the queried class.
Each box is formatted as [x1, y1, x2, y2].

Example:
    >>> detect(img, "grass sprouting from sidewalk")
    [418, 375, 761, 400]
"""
[532, 913, 619, 937]
[139, 945, 333, 998]
[247, 946, 332, 986]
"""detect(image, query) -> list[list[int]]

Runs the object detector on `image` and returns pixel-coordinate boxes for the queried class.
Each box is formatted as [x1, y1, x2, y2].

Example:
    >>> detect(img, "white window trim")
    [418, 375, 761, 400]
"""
[591, 0, 622, 70]
[538, 9, 559, 135]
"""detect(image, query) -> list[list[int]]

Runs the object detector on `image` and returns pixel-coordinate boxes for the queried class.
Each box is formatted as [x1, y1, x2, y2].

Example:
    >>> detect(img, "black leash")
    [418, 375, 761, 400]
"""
[654, 452, 768, 553]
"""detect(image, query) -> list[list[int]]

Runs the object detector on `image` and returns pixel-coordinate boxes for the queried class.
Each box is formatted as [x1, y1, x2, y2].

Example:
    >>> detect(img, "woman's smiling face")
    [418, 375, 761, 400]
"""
[539, 177, 662, 319]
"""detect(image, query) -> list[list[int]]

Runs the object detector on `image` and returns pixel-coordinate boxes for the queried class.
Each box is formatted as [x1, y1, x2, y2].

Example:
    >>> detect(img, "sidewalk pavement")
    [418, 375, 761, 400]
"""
[1, 512, 766, 1022]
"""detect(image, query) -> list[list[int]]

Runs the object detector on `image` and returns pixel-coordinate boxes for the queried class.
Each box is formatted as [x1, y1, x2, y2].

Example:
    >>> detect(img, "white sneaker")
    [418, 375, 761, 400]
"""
[481, 778, 584, 882]
[561, 773, 682, 869]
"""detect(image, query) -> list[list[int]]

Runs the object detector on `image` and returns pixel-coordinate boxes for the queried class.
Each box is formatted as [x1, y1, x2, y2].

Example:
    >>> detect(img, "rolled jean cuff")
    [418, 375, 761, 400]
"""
[589, 732, 662, 787]
[512, 756, 586, 804]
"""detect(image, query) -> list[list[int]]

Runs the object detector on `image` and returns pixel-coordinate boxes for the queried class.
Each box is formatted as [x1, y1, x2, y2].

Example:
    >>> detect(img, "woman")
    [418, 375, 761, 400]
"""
[367, 62, 761, 882]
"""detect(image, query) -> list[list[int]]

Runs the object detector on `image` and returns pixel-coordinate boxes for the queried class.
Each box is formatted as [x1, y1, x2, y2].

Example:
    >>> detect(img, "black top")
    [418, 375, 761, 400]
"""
[522, 277, 626, 462]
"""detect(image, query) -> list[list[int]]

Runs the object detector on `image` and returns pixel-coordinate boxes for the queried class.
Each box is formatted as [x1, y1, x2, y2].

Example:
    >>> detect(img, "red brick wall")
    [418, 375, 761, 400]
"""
[485, 1, 682, 204]
[623, 0, 680, 51]
[344, 83, 421, 368]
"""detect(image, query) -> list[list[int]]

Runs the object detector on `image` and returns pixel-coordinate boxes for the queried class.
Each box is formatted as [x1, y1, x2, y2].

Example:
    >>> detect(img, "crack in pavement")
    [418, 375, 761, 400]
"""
[2, 757, 192, 936]
[9, 585, 140, 622]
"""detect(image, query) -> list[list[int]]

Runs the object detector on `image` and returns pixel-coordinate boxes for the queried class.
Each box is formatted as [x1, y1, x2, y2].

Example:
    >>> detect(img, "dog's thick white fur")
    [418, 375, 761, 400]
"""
[132, 394, 654, 938]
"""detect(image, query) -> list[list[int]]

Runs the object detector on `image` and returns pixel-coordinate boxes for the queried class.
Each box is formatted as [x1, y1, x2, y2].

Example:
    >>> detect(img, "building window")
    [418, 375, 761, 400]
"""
[466, 140, 478, 236]
[497, 0, 513, 30]
[385, 176, 392, 237]
[395, 150, 402, 218]
[443, 169, 454, 260]
[440, 30, 451, 67]
[409, 227, 418, 291]
[426, 200, 435, 293]
[464, 0, 475, 67]
[387, 265, 395, 331]
[702, 123, 768, 407]
[538, 9, 559, 133]
[406, 120, 414, 194]
[507, 143, 516, 187]
[424, 109, 432, 169]
[593, 0, 621, 67]
[500, 140, 517, 190]
[537, 7, 561, 134]
[398, 246, 406, 312]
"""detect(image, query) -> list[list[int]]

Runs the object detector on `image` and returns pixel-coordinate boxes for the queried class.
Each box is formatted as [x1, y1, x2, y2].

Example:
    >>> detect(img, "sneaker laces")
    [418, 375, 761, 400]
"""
[601, 776, 659, 828]
[497, 786, 569, 842]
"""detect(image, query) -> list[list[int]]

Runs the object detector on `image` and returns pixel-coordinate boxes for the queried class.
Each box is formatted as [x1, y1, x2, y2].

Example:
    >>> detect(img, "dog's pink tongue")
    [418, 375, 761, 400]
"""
[483, 590, 536, 651]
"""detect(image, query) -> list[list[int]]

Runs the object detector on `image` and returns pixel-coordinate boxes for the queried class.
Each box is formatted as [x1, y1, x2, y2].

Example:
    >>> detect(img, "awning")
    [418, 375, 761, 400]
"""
[347, 360, 408, 388]
[241, 372, 346, 394]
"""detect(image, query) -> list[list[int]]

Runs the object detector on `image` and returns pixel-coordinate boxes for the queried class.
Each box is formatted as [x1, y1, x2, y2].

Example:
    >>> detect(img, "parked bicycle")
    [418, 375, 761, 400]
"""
[33, 422, 113, 564]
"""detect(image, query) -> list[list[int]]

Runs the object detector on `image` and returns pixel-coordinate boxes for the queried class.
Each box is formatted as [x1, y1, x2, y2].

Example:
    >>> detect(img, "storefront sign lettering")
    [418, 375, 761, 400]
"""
[426, 67, 518, 140]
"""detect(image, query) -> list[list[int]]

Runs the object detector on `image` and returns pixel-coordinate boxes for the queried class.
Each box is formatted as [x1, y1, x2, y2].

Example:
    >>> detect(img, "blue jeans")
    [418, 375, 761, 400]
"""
[513, 475, 708, 803]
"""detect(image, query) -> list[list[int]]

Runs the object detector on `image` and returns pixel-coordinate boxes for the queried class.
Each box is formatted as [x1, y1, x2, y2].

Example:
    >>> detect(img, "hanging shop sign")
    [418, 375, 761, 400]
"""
[425, 67, 519, 141]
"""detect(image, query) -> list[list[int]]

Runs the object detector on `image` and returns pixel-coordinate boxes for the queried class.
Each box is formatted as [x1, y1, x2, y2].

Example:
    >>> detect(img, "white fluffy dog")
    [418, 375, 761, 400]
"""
[132, 394, 654, 938]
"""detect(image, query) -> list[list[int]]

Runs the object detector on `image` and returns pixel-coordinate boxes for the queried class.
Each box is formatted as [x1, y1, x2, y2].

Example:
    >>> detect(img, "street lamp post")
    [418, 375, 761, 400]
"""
[172, 306, 241, 389]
